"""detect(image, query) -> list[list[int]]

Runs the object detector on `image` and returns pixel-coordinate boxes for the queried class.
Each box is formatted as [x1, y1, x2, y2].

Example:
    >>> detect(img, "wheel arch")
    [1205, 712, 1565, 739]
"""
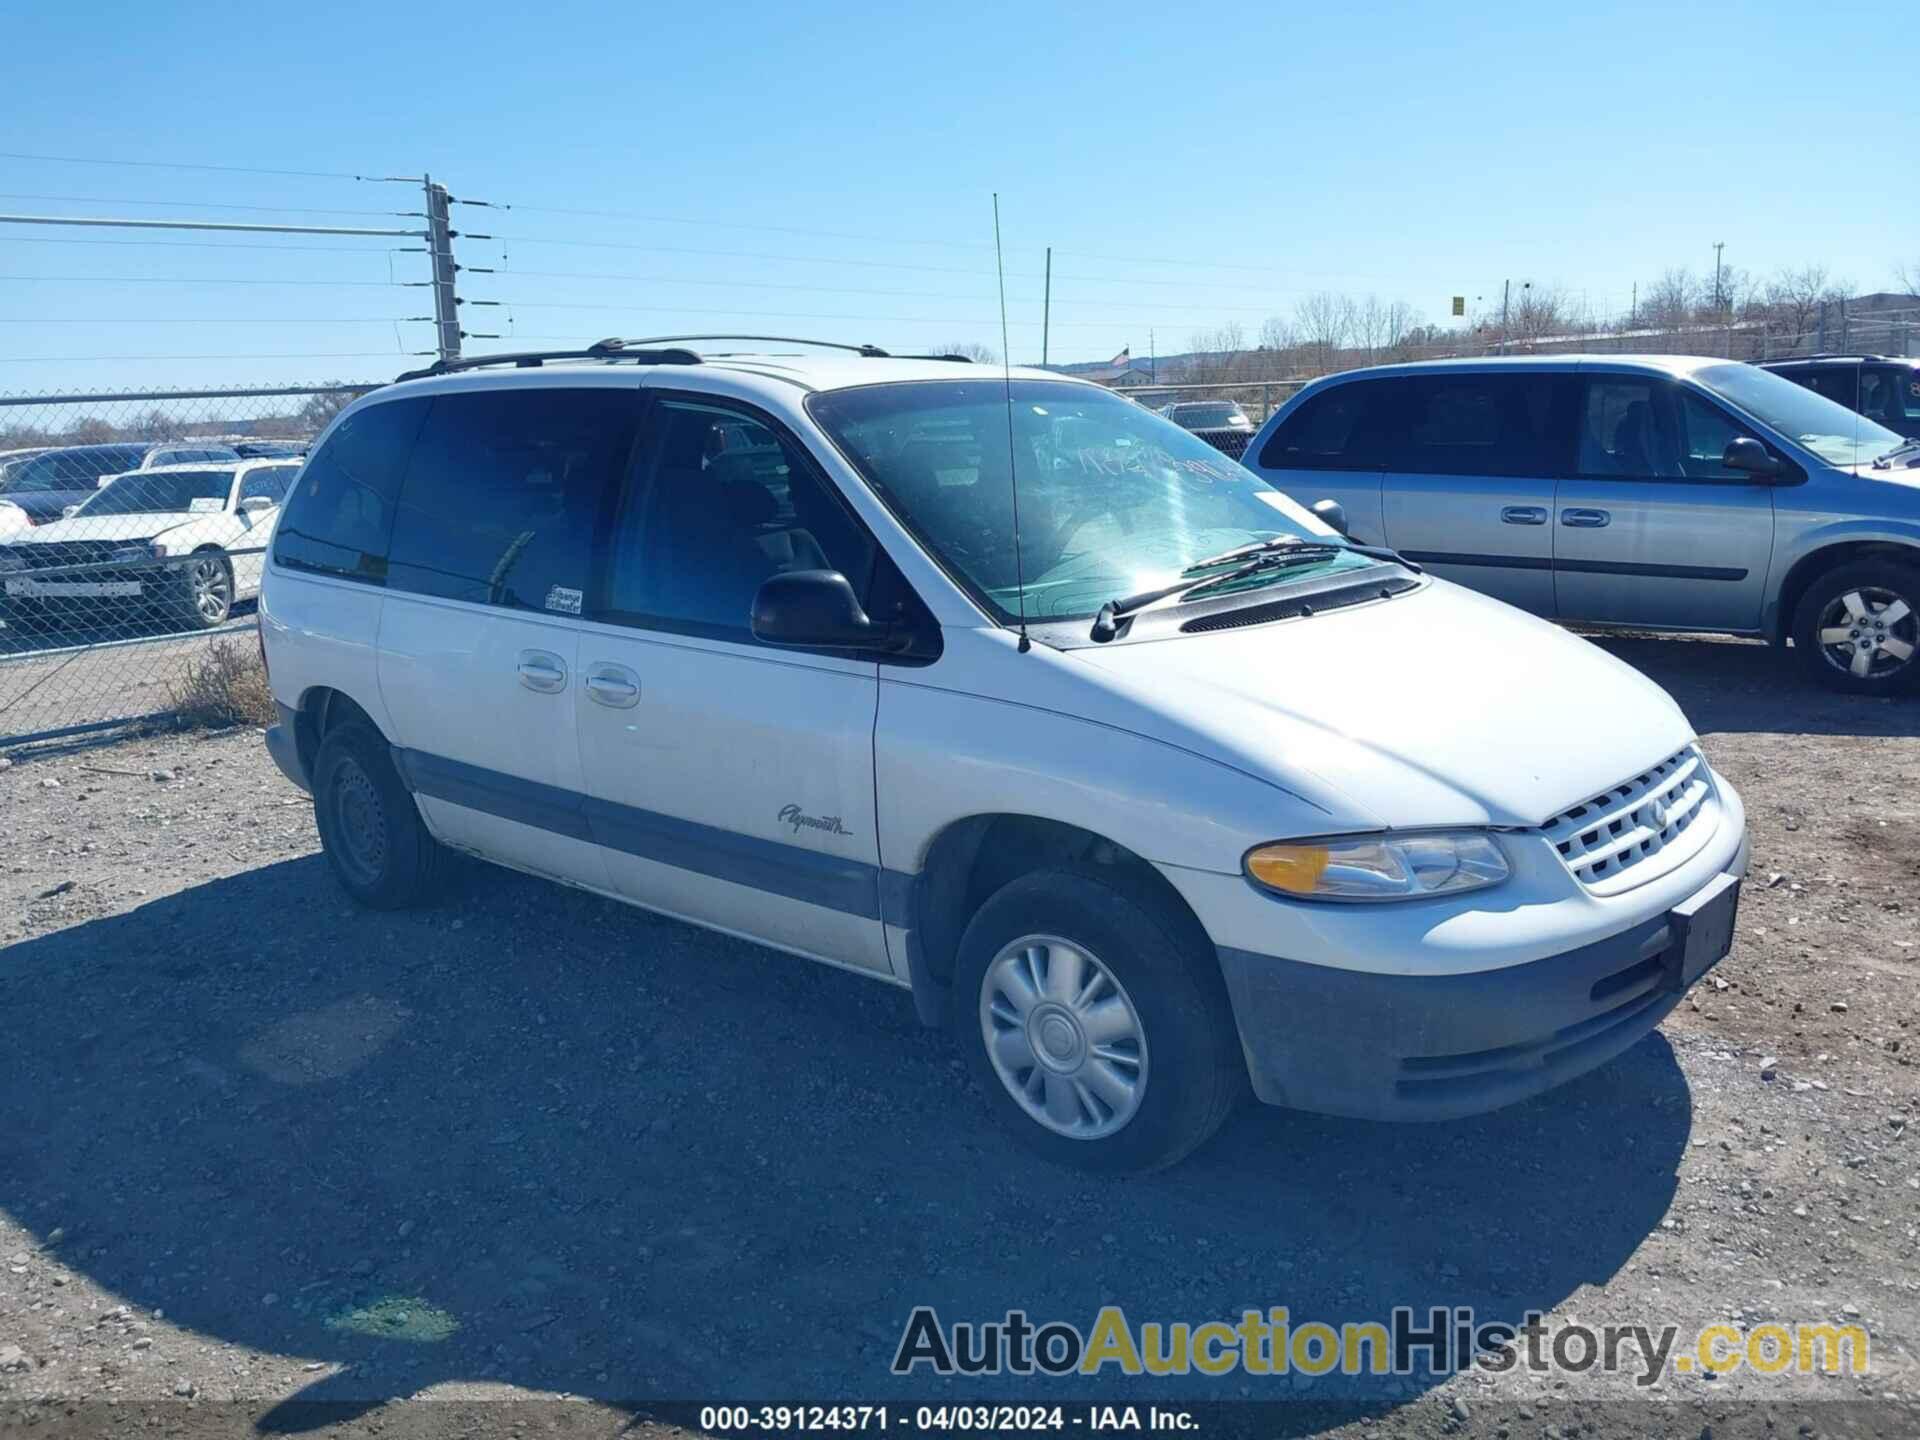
[1772, 539, 1920, 643]
[286, 685, 382, 783]
[899, 812, 1215, 1028]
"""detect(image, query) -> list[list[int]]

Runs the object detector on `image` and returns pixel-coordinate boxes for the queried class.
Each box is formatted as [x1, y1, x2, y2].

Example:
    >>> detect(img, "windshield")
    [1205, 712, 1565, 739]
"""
[808, 380, 1372, 623]
[1170, 403, 1246, 428]
[79, 469, 233, 517]
[1697, 363, 1903, 466]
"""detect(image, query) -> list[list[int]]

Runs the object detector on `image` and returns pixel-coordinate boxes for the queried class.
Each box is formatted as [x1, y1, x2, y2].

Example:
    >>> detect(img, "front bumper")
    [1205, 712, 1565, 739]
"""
[264, 701, 309, 794]
[1212, 801, 1750, 1122]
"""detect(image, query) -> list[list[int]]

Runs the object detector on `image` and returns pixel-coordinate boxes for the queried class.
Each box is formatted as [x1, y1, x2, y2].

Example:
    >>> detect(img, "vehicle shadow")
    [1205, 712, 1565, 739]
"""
[0, 856, 1692, 1427]
[1584, 630, 1920, 739]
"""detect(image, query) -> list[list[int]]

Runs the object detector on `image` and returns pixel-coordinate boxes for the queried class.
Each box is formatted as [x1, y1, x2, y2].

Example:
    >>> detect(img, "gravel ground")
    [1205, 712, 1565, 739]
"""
[0, 632, 1916, 1440]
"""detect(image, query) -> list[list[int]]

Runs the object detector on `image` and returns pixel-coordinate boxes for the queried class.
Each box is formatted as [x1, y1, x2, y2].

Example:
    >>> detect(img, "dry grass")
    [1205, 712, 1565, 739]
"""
[164, 638, 275, 730]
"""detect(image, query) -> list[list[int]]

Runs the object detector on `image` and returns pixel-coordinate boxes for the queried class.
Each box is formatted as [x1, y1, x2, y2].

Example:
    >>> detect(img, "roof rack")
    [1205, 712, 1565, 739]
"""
[394, 337, 701, 383]
[615, 334, 891, 357]
[1762, 353, 1905, 365]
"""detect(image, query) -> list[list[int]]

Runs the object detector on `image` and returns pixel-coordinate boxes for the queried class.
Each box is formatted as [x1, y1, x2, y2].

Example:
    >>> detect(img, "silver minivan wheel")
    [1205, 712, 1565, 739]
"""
[978, 933, 1149, 1140]
[1814, 586, 1916, 681]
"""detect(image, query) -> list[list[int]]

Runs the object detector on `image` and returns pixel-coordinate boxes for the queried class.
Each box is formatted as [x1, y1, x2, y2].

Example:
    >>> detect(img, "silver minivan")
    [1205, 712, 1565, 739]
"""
[1246, 356, 1920, 694]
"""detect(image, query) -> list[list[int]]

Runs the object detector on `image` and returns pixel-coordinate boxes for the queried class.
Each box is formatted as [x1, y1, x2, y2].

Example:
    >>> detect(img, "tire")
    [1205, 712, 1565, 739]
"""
[952, 869, 1244, 1173]
[311, 721, 448, 909]
[173, 551, 234, 630]
[1791, 558, 1920, 696]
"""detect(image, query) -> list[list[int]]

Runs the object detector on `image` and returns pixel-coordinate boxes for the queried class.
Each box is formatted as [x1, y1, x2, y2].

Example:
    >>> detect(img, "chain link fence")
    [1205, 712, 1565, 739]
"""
[0, 383, 376, 745]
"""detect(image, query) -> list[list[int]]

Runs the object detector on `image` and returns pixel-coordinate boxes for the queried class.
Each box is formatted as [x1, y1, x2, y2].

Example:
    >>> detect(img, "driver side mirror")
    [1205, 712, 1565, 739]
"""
[1722, 437, 1782, 479]
[1311, 497, 1351, 536]
[239, 495, 274, 515]
[61, 505, 80, 519]
[751, 569, 895, 651]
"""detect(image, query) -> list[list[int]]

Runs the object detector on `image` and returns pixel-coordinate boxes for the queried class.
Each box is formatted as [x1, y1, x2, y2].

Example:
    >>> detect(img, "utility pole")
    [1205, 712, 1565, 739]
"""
[424, 175, 461, 366]
[1499, 279, 1511, 354]
[1712, 241, 1725, 313]
[1149, 329, 1156, 383]
[1041, 247, 1051, 368]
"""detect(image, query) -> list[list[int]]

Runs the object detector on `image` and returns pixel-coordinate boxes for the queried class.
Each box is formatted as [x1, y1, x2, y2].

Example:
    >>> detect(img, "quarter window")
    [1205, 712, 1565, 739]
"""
[273, 398, 430, 584]
[604, 398, 876, 640]
[385, 388, 638, 613]
[239, 467, 297, 504]
[1259, 383, 1392, 470]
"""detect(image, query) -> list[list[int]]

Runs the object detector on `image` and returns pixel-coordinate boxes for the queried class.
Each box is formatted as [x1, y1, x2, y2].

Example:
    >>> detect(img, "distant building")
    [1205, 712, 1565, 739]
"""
[1073, 362, 1156, 387]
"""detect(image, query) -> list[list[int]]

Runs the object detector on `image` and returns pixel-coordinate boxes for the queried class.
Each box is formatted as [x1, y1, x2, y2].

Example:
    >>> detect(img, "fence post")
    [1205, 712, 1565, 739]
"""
[424, 177, 461, 367]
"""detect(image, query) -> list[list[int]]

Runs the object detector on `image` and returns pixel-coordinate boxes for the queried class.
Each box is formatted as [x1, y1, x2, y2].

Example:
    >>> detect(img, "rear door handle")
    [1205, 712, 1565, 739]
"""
[516, 649, 568, 694]
[583, 662, 641, 708]
[1560, 507, 1612, 528]
[1500, 505, 1548, 525]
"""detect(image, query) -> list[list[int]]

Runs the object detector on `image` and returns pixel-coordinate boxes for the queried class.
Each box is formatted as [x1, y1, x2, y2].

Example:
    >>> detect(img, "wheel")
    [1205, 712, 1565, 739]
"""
[952, 870, 1244, 1172]
[1791, 559, 1920, 695]
[311, 721, 448, 908]
[173, 551, 234, 630]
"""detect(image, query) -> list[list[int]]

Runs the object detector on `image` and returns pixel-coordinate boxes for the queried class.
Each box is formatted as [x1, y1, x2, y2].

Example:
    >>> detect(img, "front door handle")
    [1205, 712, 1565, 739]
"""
[1560, 507, 1612, 528]
[583, 662, 641, 709]
[1500, 505, 1548, 526]
[516, 649, 568, 694]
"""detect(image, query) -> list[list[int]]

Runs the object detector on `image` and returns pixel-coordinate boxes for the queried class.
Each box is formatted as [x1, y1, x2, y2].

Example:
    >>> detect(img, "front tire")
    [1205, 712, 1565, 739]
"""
[952, 870, 1244, 1172]
[173, 551, 234, 630]
[311, 721, 447, 909]
[1791, 559, 1920, 695]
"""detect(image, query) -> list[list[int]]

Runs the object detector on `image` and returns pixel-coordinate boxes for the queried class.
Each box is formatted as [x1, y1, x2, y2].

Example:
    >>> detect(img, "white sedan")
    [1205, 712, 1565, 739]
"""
[0, 499, 30, 538]
[0, 460, 302, 629]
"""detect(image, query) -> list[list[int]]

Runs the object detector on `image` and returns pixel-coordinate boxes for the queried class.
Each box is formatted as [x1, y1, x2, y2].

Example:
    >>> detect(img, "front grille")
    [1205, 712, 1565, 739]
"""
[3, 541, 124, 572]
[1543, 744, 1716, 896]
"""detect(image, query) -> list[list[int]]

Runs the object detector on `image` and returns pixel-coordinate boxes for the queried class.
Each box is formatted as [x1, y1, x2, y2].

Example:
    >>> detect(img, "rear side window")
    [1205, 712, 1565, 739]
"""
[385, 387, 638, 613]
[1792, 367, 1858, 409]
[1393, 374, 1562, 476]
[273, 398, 430, 584]
[1259, 382, 1393, 470]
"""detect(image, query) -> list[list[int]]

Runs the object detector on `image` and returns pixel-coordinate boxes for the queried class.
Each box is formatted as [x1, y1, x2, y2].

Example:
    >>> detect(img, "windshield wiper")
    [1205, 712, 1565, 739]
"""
[1088, 539, 1416, 641]
[1873, 438, 1920, 469]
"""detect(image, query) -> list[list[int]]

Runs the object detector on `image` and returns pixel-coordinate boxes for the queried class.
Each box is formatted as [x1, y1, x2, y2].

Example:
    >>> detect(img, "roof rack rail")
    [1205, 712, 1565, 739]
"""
[1763, 352, 1903, 364]
[394, 337, 701, 383]
[615, 334, 891, 357]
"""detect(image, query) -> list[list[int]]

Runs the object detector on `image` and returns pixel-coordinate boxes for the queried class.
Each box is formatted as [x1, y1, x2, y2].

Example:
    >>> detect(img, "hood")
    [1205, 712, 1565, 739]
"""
[10, 512, 195, 545]
[1068, 578, 1695, 830]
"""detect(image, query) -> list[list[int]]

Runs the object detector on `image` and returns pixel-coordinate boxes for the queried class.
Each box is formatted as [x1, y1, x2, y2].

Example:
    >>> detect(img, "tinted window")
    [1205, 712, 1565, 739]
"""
[386, 388, 638, 613]
[6, 447, 142, 491]
[1260, 382, 1393, 470]
[273, 398, 430, 584]
[1791, 367, 1857, 408]
[81, 469, 232, 516]
[606, 398, 876, 639]
[1394, 374, 1560, 476]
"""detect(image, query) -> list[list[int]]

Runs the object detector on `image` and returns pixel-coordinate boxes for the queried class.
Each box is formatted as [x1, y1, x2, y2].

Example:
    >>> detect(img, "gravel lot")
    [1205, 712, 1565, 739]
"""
[1, 632, 1916, 1440]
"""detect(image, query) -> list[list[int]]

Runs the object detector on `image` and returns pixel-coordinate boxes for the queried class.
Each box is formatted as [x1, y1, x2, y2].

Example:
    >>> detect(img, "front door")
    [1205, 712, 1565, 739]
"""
[1553, 373, 1776, 631]
[573, 392, 891, 973]
[1378, 371, 1569, 615]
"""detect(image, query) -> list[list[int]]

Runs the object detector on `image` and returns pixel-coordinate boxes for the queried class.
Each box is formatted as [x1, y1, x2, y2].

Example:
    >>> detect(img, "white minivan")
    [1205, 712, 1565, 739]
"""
[259, 339, 1749, 1171]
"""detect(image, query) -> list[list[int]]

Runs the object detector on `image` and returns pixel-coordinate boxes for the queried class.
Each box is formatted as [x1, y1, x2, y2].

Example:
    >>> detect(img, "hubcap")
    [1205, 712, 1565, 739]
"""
[1816, 587, 1916, 681]
[979, 934, 1147, 1140]
[189, 558, 231, 622]
[330, 757, 387, 884]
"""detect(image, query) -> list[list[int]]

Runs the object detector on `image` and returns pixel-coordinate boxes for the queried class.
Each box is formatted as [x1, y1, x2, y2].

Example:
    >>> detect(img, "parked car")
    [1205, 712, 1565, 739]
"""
[0, 498, 31, 539]
[1760, 355, 1920, 441]
[0, 459, 299, 630]
[0, 441, 243, 525]
[1246, 356, 1920, 695]
[231, 440, 311, 459]
[1162, 399, 1257, 458]
[259, 340, 1747, 1171]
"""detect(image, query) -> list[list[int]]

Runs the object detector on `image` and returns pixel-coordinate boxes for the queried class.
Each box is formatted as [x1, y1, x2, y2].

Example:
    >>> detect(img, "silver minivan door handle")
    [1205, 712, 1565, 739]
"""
[1500, 505, 1548, 525]
[516, 649, 568, 694]
[583, 663, 641, 708]
[1560, 507, 1612, 528]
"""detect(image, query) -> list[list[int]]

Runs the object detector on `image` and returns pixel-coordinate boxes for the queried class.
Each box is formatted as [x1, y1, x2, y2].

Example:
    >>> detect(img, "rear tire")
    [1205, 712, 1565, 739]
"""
[311, 721, 447, 909]
[1791, 559, 1920, 696]
[952, 870, 1244, 1173]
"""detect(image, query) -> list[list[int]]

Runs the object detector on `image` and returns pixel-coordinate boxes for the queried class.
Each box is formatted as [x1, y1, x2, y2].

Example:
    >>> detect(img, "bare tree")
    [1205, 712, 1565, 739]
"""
[1184, 323, 1248, 385]
[1639, 269, 1700, 329]
[64, 416, 118, 444]
[1354, 295, 1420, 362]
[1294, 292, 1354, 374]
[1759, 265, 1845, 349]
[1896, 258, 1920, 297]
[298, 390, 359, 433]
[127, 408, 183, 442]
[933, 340, 998, 364]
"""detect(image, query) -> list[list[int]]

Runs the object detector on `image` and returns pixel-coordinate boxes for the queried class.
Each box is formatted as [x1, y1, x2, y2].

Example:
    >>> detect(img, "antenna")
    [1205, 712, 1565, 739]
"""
[992, 193, 1031, 654]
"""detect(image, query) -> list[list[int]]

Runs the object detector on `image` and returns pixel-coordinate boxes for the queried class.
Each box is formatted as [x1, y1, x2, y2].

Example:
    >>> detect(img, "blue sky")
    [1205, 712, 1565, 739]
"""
[1, 0, 1912, 392]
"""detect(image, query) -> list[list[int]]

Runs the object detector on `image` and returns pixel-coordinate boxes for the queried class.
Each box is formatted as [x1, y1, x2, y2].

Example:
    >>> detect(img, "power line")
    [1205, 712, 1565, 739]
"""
[494, 201, 993, 253]
[0, 352, 422, 363]
[0, 235, 416, 255]
[0, 316, 426, 324]
[0, 192, 414, 218]
[0, 274, 409, 288]
[0, 150, 372, 181]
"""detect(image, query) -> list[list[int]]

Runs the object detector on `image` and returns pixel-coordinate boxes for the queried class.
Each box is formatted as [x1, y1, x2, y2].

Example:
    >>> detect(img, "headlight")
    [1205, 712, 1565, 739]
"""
[1245, 832, 1510, 902]
[111, 543, 163, 563]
